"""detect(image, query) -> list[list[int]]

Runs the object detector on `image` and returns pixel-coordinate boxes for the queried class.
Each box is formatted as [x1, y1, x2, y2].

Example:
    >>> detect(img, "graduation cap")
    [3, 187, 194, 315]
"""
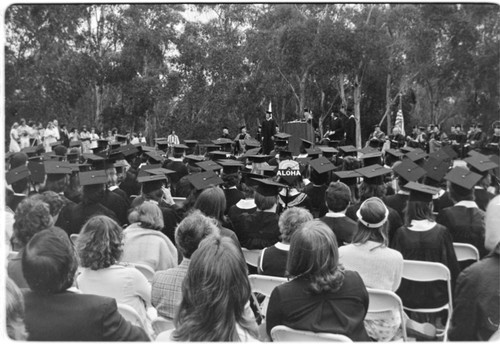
[358, 146, 379, 155]
[405, 148, 428, 162]
[318, 146, 338, 158]
[428, 148, 452, 163]
[154, 137, 167, 142]
[144, 167, 176, 177]
[385, 148, 405, 159]
[108, 142, 121, 150]
[279, 150, 293, 160]
[137, 164, 163, 177]
[306, 148, 322, 159]
[44, 161, 73, 175]
[27, 161, 45, 183]
[140, 146, 156, 152]
[246, 154, 271, 163]
[137, 173, 167, 194]
[241, 171, 266, 187]
[69, 140, 82, 147]
[339, 145, 358, 156]
[295, 156, 312, 165]
[392, 159, 427, 182]
[49, 141, 62, 148]
[6, 165, 30, 185]
[78, 170, 108, 186]
[184, 154, 205, 167]
[440, 145, 458, 160]
[261, 165, 277, 177]
[97, 139, 109, 149]
[274, 132, 291, 146]
[300, 138, 313, 150]
[207, 151, 231, 160]
[400, 146, 414, 153]
[405, 181, 441, 203]
[184, 140, 199, 147]
[187, 171, 224, 191]
[145, 151, 165, 163]
[196, 160, 222, 172]
[333, 170, 361, 186]
[253, 178, 286, 197]
[422, 157, 450, 183]
[212, 138, 233, 146]
[69, 163, 91, 173]
[464, 153, 498, 175]
[219, 159, 244, 174]
[309, 157, 336, 175]
[489, 154, 500, 178]
[21, 146, 43, 157]
[360, 151, 383, 166]
[244, 139, 261, 149]
[115, 134, 128, 143]
[241, 147, 261, 159]
[173, 144, 189, 154]
[444, 166, 482, 190]
[119, 144, 139, 158]
[157, 141, 169, 151]
[356, 164, 392, 185]
[203, 144, 221, 153]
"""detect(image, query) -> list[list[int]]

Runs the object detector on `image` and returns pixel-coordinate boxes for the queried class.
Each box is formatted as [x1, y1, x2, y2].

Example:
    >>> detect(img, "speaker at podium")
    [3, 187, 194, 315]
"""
[283, 121, 315, 156]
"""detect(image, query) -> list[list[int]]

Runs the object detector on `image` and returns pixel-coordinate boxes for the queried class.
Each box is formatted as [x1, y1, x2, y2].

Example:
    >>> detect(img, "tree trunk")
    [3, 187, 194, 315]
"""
[339, 73, 347, 107]
[385, 73, 392, 134]
[354, 75, 362, 149]
[94, 83, 103, 127]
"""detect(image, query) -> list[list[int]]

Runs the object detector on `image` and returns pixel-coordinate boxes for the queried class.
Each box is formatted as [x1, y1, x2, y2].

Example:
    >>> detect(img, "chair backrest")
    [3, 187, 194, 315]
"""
[271, 325, 353, 342]
[132, 263, 155, 282]
[117, 303, 150, 338]
[366, 288, 407, 341]
[453, 243, 480, 262]
[7, 251, 18, 260]
[248, 274, 287, 297]
[172, 197, 186, 207]
[242, 248, 262, 268]
[70, 233, 79, 245]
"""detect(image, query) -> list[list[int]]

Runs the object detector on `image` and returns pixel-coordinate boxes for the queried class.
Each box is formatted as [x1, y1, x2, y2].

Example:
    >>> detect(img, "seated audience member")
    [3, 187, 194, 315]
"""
[75, 215, 151, 323]
[6, 277, 28, 340]
[266, 220, 371, 341]
[22, 228, 149, 341]
[339, 197, 404, 341]
[159, 235, 259, 341]
[151, 210, 219, 320]
[258, 207, 313, 277]
[320, 181, 358, 247]
[30, 191, 66, 225]
[122, 201, 177, 272]
[436, 167, 487, 257]
[193, 186, 239, 245]
[448, 195, 500, 341]
[391, 182, 459, 319]
[228, 182, 257, 239]
[240, 179, 282, 249]
[8, 198, 54, 288]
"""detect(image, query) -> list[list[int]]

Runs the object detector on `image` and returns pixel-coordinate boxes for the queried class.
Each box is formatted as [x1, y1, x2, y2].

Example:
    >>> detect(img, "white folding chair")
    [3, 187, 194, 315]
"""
[132, 263, 155, 282]
[366, 288, 407, 341]
[117, 303, 152, 339]
[271, 325, 353, 342]
[70, 233, 79, 245]
[453, 243, 480, 262]
[248, 274, 287, 320]
[401, 260, 453, 341]
[7, 250, 18, 260]
[242, 248, 262, 268]
[172, 197, 186, 207]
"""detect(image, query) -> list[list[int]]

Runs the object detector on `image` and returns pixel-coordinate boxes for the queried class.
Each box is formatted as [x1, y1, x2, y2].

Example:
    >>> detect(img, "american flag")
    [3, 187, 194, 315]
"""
[395, 109, 405, 136]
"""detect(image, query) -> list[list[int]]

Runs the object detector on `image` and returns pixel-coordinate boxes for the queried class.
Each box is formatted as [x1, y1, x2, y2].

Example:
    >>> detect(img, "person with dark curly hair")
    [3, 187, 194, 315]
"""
[22, 227, 149, 341]
[8, 198, 55, 288]
[30, 191, 66, 224]
[75, 215, 152, 326]
[266, 220, 370, 341]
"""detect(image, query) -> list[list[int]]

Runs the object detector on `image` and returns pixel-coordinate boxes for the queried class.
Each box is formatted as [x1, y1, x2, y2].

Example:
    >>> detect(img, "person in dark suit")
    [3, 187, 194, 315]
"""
[22, 227, 149, 341]
[164, 144, 189, 196]
[261, 109, 277, 155]
[320, 181, 358, 247]
[344, 112, 356, 146]
[327, 111, 345, 142]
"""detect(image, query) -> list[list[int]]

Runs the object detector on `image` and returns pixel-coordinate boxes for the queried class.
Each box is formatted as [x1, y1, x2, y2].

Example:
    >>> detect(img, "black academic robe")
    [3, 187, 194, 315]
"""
[319, 215, 358, 247]
[329, 116, 345, 141]
[258, 244, 289, 277]
[303, 184, 328, 218]
[223, 188, 245, 215]
[66, 202, 119, 236]
[382, 193, 409, 222]
[344, 116, 356, 146]
[474, 187, 495, 212]
[228, 203, 257, 241]
[163, 159, 189, 195]
[102, 189, 129, 226]
[240, 211, 280, 249]
[262, 118, 277, 155]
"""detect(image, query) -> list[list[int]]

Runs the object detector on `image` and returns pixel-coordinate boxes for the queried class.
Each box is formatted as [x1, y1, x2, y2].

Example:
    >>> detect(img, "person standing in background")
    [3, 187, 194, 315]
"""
[344, 109, 356, 147]
[167, 130, 180, 157]
[89, 127, 100, 150]
[79, 125, 91, 153]
[18, 119, 31, 149]
[9, 122, 21, 153]
[43, 121, 59, 152]
[262, 106, 277, 155]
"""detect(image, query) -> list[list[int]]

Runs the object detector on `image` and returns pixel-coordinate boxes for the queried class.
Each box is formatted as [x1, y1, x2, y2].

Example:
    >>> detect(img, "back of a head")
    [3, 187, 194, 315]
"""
[287, 220, 344, 294]
[22, 227, 77, 294]
[9, 152, 28, 169]
[127, 201, 164, 230]
[14, 198, 54, 248]
[254, 192, 277, 211]
[175, 210, 219, 259]
[448, 181, 474, 203]
[31, 191, 65, 218]
[44, 174, 69, 194]
[353, 197, 389, 246]
[325, 181, 351, 212]
[193, 186, 226, 221]
[174, 235, 250, 341]
[77, 215, 123, 270]
[485, 195, 500, 253]
[278, 207, 313, 243]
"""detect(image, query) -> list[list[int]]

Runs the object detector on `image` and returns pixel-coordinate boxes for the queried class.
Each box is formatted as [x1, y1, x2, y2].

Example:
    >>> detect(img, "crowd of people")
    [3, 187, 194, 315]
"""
[4, 109, 500, 342]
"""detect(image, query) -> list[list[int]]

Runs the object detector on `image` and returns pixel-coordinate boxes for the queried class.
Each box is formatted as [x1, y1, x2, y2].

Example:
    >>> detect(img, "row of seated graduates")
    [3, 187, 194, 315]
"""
[6, 128, 498, 260]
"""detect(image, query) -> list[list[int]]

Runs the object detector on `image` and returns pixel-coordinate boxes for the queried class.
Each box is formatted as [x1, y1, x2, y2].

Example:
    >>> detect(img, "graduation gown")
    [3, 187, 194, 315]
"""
[319, 215, 358, 247]
[240, 211, 280, 249]
[66, 202, 119, 235]
[382, 192, 409, 222]
[223, 187, 245, 214]
[303, 184, 328, 218]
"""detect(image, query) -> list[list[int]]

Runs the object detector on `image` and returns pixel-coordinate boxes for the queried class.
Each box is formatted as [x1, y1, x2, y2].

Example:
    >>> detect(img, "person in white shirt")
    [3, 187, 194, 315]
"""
[43, 121, 60, 152]
[89, 127, 100, 149]
[167, 130, 180, 157]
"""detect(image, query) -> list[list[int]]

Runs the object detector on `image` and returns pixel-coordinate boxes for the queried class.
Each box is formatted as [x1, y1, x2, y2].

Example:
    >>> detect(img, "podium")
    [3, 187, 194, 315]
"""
[283, 121, 315, 156]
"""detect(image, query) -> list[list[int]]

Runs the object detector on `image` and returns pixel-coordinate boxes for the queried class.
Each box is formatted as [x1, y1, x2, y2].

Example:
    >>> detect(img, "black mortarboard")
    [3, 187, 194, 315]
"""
[137, 164, 162, 177]
[27, 161, 45, 183]
[6, 165, 30, 185]
[184, 140, 199, 147]
[422, 157, 450, 183]
[253, 178, 286, 197]
[241, 147, 261, 159]
[274, 132, 292, 140]
[279, 150, 293, 160]
[392, 159, 427, 182]
[339, 145, 358, 156]
[154, 137, 167, 142]
[309, 157, 336, 174]
[360, 151, 383, 166]
[440, 145, 458, 160]
[405, 181, 441, 202]
[444, 167, 482, 190]
[300, 138, 313, 149]
[318, 146, 338, 157]
[78, 170, 108, 186]
[69, 140, 82, 147]
[115, 134, 128, 143]
[173, 144, 189, 153]
[108, 142, 121, 150]
[137, 174, 167, 194]
[428, 148, 452, 163]
[145, 151, 165, 163]
[97, 139, 109, 148]
[306, 148, 322, 159]
[204, 144, 221, 153]
[207, 151, 231, 160]
[196, 160, 222, 172]
[219, 159, 244, 174]
[187, 171, 224, 191]
[49, 141, 62, 148]
[400, 146, 414, 153]
[261, 165, 277, 177]
[212, 138, 233, 146]
[120, 144, 139, 158]
[244, 139, 261, 149]
[184, 155, 205, 167]
[140, 146, 156, 152]
[247, 154, 271, 163]
[464, 153, 498, 175]
[356, 164, 392, 185]
[333, 170, 361, 186]
[358, 146, 379, 155]
[144, 167, 176, 177]
[241, 171, 266, 187]
[385, 149, 405, 159]
[44, 161, 73, 175]
[157, 141, 169, 151]
[21, 146, 42, 157]
[405, 148, 428, 162]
